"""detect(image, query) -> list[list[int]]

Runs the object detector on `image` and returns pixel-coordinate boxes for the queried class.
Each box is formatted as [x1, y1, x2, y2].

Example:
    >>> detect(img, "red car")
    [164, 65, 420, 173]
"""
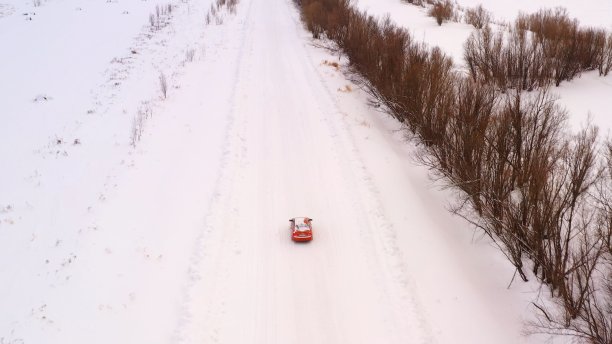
[289, 217, 313, 242]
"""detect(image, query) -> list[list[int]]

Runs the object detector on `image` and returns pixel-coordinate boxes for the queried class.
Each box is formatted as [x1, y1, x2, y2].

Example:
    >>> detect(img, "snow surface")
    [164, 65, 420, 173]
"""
[0, 0, 571, 343]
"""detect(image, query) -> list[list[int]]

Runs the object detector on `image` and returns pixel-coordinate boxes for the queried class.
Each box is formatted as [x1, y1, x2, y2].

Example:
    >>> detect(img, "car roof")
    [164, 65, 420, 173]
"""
[292, 217, 308, 224]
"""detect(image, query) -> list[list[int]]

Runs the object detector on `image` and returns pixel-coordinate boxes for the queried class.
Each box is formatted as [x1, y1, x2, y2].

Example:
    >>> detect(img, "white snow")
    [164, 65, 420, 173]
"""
[0, 0, 584, 343]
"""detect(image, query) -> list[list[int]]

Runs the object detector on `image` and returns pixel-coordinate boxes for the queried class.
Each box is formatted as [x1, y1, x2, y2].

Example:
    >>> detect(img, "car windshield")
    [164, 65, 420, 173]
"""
[296, 223, 309, 231]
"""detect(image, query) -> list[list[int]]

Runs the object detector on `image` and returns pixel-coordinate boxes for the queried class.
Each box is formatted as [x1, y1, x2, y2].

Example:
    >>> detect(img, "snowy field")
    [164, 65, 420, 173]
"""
[0, 0, 583, 343]
[356, 0, 612, 134]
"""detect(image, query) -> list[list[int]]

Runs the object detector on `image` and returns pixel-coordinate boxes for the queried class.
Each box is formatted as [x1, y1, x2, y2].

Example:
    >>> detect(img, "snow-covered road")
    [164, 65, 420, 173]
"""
[1, 0, 560, 342]
[176, 1, 432, 342]
[175, 0, 545, 343]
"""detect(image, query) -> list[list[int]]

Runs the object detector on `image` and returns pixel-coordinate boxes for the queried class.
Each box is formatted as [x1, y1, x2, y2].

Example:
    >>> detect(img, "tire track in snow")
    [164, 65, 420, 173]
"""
[176, 0, 436, 342]
[281, 1, 437, 342]
[170, 0, 255, 342]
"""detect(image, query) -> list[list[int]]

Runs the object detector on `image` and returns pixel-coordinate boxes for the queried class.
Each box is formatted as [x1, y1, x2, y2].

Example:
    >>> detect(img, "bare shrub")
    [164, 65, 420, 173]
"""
[227, 0, 238, 14]
[159, 72, 168, 99]
[527, 8, 584, 86]
[130, 104, 152, 147]
[464, 5, 491, 29]
[464, 26, 506, 88]
[149, 3, 173, 30]
[33, 0, 41, 7]
[504, 27, 551, 91]
[598, 33, 612, 76]
[185, 48, 195, 62]
[428, 0, 454, 26]
[423, 79, 497, 207]
[302, 1, 325, 38]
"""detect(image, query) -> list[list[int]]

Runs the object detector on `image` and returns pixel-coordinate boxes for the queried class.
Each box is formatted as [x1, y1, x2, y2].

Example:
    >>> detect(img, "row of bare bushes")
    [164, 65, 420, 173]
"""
[295, 0, 612, 342]
[465, 8, 612, 91]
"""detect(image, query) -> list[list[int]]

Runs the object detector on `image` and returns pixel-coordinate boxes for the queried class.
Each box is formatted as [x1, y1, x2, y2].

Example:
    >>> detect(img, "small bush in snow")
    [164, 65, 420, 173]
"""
[205, 12, 211, 25]
[227, 0, 238, 14]
[599, 33, 612, 76]
[185, 48, 196, 62]
[159, 72, 168, 99]
[427, 0, 454, 26]
[464, 5, 491, 29]
[149, 3, 173, 30]
[130, 104, 152, 147]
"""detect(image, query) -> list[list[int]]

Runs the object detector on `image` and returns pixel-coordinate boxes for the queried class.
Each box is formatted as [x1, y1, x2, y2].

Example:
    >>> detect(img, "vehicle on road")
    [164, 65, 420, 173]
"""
[289, 217, 313, 242]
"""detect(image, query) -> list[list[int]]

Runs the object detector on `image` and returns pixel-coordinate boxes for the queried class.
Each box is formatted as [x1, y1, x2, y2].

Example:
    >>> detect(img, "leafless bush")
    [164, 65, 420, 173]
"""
[185, 48, 195, 62]
[159, 72, 168, 99]
[130, 104, 152, 147]
[205, 11, 211, 25]
[428, 0, 454, 26]
[302, 1, 325, 38]
[464, 5, 491, 29]
[149, 3, 173, 30]
[464, 26, 507, 88]
[424, 79, 497, 206]
[598, 33, 612, 76]
[33, 0, 41, 7]
[227, 0, 238, 14]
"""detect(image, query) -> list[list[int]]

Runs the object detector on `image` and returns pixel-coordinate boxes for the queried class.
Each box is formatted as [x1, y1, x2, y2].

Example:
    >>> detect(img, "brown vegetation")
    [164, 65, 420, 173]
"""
[428, 0, 454, 26]
[295, 0, 612, 342]
[465, 8, 612, 91]
[464, 5, 491, 29]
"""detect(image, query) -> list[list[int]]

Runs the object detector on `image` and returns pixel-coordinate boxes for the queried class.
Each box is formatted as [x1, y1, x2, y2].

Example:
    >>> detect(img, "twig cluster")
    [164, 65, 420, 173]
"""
[205, 0, 239, 26]
[149, 3, 173, 31]
[131, 103, 152, 147]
